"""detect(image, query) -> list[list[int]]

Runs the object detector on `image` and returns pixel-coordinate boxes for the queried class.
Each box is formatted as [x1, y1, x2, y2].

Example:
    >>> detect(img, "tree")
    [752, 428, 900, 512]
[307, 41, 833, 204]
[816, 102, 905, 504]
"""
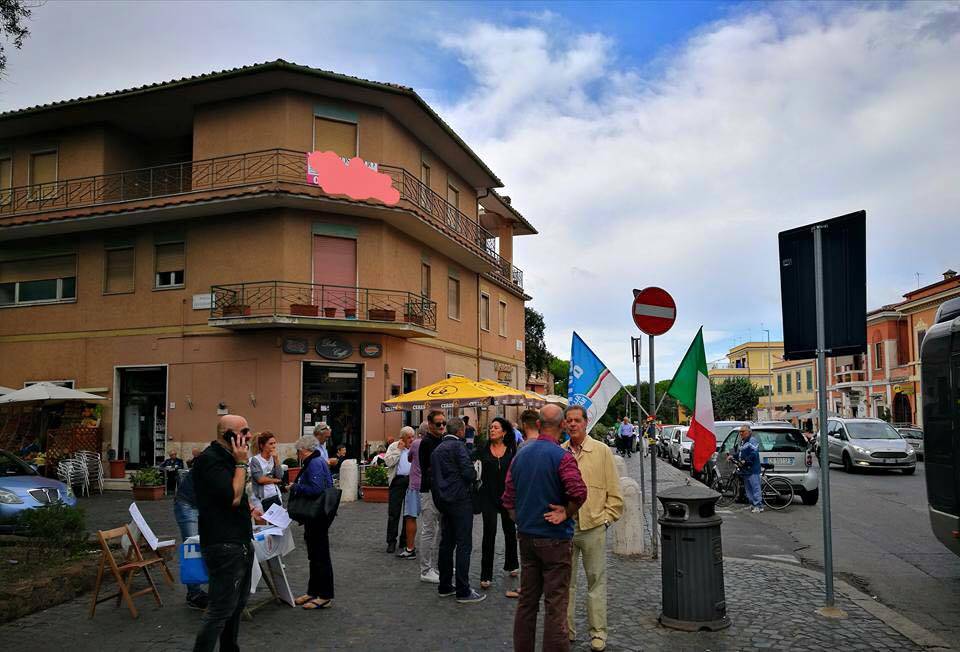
[0, 0, 33, 75]
[711, 378, 763, 420]
[548, 355, 569, 396]
[524, 307, 550, 375]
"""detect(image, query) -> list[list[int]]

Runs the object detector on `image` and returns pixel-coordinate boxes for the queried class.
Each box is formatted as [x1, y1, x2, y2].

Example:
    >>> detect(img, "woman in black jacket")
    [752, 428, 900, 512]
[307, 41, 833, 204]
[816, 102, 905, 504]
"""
[476, 416, 519, 589]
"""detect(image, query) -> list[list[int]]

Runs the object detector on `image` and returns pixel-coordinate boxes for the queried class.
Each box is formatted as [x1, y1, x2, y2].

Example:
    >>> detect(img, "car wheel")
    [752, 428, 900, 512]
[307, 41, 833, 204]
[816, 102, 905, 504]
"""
[842, 452, 855, 473]
[902, 467, 916, 475]
[801, 488, 820, 505]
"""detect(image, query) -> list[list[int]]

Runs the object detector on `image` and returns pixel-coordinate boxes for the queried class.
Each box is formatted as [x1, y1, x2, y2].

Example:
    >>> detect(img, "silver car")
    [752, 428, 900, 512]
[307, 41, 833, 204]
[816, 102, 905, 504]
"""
[826, 418, 917, 474]
[668, 426, 692, 468]
[715, 425, 821, 504]
[896, 427, 924, 460]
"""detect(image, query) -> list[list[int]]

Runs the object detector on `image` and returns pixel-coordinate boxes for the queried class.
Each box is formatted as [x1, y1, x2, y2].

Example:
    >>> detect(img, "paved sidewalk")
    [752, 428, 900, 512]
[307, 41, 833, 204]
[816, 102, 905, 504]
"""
[0, 455, 946, 651]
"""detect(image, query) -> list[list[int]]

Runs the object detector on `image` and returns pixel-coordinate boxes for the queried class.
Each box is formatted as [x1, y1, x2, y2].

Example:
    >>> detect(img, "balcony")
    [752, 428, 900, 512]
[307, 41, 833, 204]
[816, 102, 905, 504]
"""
[0, 149, 525, 293]
[208, 281, 437, 337]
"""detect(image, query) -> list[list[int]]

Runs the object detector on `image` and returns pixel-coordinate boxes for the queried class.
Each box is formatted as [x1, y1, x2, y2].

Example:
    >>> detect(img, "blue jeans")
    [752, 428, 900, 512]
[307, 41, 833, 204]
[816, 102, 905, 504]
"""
[193, 542, 253, 652]
[174, 500, 204, 598]
[743, 473, 762, 507]
[438, 504, 474, 598]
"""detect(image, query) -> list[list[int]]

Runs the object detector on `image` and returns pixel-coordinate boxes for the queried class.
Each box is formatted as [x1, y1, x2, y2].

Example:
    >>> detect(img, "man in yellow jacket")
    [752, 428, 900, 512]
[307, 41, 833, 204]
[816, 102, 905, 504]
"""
[562, 405, 624, 651]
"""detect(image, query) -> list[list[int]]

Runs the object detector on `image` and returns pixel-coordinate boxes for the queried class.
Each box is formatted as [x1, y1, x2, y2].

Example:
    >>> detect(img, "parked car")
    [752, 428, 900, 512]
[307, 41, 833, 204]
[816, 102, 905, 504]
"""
[0, 450, 78, 533]
[657, 425, 678, 458]
[668, 426, 693, 468]
[826, 418, 917, 474]
[896, 427, 924, 460]
[715, 425, 821, 505]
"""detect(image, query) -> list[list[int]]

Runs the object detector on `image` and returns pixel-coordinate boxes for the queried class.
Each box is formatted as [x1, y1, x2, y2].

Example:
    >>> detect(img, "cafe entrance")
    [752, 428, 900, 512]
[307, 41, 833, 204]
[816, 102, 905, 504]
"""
[301, 362, 362, 458]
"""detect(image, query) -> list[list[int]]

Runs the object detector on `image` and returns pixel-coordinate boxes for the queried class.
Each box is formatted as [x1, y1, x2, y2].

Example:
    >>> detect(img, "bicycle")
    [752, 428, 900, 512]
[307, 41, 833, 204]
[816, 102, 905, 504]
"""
[713, 461, 794, 511]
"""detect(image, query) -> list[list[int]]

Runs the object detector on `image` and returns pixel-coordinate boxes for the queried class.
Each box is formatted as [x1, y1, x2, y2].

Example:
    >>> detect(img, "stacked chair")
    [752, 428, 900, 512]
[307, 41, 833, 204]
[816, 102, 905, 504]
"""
[76, 450, 105, 494]
[56, 457, 89, 497]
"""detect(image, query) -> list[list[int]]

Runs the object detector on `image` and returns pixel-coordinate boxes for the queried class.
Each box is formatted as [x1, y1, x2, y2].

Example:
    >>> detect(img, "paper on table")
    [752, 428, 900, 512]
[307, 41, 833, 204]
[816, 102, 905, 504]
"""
[255, 526, 285, 539]
[262, 503, 292, 529]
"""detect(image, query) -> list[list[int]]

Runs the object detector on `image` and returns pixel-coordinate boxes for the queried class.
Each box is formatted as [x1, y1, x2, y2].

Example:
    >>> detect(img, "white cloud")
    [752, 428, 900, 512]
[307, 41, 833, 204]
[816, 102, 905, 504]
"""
[435, 2, 960, 382]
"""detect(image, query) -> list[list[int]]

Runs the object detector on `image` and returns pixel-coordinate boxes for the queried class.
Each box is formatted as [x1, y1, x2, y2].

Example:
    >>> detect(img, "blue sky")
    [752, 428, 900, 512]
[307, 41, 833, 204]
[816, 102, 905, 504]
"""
[3, 1, 958, 381]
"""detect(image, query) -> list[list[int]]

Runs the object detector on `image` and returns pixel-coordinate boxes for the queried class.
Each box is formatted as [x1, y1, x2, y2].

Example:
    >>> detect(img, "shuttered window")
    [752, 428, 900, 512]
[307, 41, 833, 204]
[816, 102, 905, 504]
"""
[104, 247, 135, 294]
[499, 300, 507, 336]
[447, 276, 460, 320]
[314, 117, 357, 158]
[312, 235, 356, 310]
[480, 293, 490, 331]
[0, 158, 11, 204]
[29, 151, 57, 200]
[0, 254, 76, 305]
[155, 242, 184, 288]
[421, 262, 431, 298]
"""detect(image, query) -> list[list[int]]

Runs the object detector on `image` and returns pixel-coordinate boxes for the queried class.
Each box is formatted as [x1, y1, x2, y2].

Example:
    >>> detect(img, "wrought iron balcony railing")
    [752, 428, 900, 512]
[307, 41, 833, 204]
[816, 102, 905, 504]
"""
[210, 281, 437, 331]
[0, 148, 525, 291]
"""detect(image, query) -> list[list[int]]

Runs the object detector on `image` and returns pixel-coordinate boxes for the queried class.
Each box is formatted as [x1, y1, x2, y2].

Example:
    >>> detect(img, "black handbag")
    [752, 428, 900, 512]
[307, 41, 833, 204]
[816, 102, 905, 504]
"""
[287, 459, 342, 524]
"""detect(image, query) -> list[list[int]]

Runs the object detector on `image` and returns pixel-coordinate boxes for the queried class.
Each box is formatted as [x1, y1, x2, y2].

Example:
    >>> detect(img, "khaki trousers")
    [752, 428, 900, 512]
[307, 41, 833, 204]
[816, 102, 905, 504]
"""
[567, 524, 607, 642]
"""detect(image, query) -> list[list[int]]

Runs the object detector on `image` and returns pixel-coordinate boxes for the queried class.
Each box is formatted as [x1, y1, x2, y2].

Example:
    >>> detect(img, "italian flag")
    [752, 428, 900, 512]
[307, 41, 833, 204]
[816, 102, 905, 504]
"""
[666, 327, 716, 472]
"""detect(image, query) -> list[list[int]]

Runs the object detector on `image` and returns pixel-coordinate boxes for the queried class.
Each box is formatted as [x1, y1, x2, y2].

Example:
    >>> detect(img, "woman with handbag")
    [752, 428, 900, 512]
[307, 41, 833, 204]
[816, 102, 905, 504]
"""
[290, 434, 336, 610]
[475, 417, 519, 590]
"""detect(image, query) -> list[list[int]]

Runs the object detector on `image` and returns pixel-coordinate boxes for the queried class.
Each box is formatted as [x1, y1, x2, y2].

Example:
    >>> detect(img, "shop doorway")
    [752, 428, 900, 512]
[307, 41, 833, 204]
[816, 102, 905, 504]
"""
[401, 369, 419, 428]
[893, 392, 912, 424]
[116, 366, 167, 468]
[302, 362, 362, 459]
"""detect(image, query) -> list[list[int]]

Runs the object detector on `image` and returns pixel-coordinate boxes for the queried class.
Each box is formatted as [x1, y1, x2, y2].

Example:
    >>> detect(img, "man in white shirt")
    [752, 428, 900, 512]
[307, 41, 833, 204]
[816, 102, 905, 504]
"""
[384, 427, 414, 553]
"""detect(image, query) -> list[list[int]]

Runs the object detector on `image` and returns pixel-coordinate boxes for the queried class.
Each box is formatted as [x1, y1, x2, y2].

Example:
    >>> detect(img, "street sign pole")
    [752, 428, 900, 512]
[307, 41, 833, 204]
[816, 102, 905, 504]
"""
[631, 337, 646, 505]
[649, 334, 658, 557]
[813, 224, 839, 614]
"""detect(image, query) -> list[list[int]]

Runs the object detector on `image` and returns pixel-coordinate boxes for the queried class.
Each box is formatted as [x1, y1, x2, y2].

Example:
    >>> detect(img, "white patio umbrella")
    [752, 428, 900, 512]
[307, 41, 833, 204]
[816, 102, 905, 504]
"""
[0, 385, 15, 396]
[0, 382, 105, 404]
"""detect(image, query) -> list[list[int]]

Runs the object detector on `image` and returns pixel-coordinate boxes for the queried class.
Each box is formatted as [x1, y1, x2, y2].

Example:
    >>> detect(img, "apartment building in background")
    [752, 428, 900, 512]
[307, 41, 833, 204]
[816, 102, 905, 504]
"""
[0, 60, 535, 465]
[707, 340, 784, 417]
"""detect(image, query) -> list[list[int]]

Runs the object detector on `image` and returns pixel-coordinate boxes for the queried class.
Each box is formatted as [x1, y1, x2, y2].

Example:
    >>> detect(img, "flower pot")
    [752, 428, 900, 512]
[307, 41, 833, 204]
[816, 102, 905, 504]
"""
[286, 467, 301, 483]
[132, 485, 165, 501]
[344, 308, 357, 319]
[223, 304, 251, 317]
[109, 459, 127, 479]
[323, 306, 338, 318]
[404, 312, 424, 325]
[368, 309, 396, 322]
[361, 485, 389, 503]
[291, 303, 319, 317]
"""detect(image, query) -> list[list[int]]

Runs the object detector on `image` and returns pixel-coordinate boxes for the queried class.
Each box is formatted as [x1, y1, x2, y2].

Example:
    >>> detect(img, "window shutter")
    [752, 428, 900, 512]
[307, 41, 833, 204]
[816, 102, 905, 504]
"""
[0, 254, 75, 283]
[480, 294, 489, 330]
[30, 151, 57, 184]
[0, 158, 11, 190]
[447, 277, 460, 319]
[105, 248, 135, 293]
[314, 117, 357, 158]
[155, 242, 184, 273]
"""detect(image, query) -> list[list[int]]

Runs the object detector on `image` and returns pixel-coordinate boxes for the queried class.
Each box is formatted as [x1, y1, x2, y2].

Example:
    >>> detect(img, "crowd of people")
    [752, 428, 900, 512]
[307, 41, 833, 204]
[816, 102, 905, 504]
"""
[179, 403, 626, 652]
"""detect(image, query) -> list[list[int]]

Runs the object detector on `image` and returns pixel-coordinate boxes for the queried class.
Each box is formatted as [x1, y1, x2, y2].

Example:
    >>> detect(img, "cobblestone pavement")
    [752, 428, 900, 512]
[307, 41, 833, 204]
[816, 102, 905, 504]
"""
[0, 455, 935, 651]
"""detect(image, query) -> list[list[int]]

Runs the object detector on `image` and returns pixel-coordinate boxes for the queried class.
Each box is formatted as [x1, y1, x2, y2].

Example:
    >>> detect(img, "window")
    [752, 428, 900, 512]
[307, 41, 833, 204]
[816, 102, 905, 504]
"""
[421, 262, 431, 298]
[498, 300, 507, 336]
[874, 342, 884, 369]
[777, 374, 783, 394]
[446, 185, 460, 230]
[155, 242, 185, 288]
[447, 276, 460, 320]
[0, 255, 76, 306]
[786, 373, 792, 393]
[479, 293, 490, 331]
[806, 368, 813, 391]
[313, 117, 357, 158]
[419, 162, 432, 209]
[29, 150, 57, 200]
[796, 372, 802, 392]
[104, 247, 135, 294]
[0, 156, 11, 204]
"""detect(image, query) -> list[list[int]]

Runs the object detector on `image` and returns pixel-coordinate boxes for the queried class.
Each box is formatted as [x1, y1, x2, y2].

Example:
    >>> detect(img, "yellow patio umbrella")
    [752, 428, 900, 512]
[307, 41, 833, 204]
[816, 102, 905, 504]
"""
[381, 376, 504, 412]
[476, 379, 546, 407]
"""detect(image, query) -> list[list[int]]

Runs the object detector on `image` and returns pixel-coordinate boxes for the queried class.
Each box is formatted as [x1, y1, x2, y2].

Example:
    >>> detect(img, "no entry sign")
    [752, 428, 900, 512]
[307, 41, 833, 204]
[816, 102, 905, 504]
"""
[632, 287, 676, 336]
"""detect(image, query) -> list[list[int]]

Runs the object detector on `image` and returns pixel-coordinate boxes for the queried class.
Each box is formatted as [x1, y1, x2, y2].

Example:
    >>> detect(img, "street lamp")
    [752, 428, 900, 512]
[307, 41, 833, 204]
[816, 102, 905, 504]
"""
[762, 327, 772, 420]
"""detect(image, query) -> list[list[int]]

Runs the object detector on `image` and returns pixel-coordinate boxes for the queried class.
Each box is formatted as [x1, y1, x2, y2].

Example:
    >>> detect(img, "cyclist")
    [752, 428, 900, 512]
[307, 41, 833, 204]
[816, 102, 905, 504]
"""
[726, 424, 763, 513]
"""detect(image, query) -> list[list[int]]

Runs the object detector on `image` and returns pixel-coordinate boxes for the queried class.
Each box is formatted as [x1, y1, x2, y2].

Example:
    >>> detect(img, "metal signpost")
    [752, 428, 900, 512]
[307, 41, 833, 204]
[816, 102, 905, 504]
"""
[631, 337, 646, 503]
[632, 287, 677, 557]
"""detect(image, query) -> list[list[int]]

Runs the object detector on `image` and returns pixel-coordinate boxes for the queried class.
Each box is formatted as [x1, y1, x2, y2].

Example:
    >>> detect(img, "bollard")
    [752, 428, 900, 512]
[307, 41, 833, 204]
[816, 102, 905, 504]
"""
[613, 477, 645, 556]
[339, 459, 358, 502]
[613, 454, 626, 480]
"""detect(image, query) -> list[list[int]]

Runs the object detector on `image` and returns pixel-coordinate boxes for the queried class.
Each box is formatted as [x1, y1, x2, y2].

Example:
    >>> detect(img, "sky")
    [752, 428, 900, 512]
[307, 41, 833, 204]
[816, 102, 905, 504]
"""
[2, 0, 958, 383]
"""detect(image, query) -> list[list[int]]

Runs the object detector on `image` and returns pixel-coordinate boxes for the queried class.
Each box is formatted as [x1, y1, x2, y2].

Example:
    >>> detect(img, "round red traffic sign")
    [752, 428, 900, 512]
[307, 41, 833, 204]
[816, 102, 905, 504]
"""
[632, 287, 676, 336]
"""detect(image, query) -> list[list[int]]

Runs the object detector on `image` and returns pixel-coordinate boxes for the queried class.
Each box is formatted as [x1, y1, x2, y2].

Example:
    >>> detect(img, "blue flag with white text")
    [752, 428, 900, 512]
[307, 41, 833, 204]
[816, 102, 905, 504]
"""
[568, 332, 624, 433]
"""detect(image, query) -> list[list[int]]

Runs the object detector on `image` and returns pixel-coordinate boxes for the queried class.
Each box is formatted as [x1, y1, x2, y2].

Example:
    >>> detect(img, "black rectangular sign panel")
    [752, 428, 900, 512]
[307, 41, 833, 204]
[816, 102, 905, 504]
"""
[778, 210, 867, 360]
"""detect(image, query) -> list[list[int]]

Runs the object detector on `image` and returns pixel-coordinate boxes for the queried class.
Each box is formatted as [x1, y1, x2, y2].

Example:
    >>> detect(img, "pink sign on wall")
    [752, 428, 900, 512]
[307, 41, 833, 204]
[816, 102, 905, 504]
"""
[306, 151, 400, 205]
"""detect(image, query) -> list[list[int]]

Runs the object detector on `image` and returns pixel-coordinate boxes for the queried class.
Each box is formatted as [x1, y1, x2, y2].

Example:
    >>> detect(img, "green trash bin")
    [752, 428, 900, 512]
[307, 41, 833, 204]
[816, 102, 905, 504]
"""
[658, 482, 731, 631]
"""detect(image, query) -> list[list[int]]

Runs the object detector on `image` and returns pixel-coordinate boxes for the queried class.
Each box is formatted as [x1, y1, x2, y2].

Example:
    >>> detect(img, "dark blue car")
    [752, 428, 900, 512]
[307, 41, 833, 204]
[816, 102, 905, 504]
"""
[0, 450, 78, 532]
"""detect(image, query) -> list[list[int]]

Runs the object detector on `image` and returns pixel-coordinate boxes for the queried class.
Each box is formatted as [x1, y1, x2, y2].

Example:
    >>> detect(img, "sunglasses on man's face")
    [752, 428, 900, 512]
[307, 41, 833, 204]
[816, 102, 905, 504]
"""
[225, 427, 251, 439]
[433, 421, 447, 427]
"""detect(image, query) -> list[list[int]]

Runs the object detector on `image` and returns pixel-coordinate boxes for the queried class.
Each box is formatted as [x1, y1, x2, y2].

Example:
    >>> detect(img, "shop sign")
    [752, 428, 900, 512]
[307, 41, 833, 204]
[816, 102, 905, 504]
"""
[316, 335, 353, 360]
[282, 337, 309, 355]
[893, 384, 915, 395]
[359, 342, 382, 358]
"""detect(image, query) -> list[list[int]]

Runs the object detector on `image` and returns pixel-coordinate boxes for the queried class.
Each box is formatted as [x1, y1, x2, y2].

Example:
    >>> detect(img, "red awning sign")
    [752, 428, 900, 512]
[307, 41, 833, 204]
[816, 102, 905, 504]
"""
[632, 287, 676, 336]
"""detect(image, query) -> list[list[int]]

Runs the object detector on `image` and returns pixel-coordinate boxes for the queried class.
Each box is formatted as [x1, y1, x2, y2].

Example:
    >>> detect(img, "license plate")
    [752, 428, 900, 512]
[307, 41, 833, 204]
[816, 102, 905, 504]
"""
[764, 457, 794, 466]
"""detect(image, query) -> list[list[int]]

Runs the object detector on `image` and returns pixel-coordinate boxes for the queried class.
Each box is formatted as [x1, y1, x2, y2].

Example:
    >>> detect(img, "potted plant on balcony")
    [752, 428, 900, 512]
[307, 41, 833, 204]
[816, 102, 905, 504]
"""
[290, 303, 319, 317]
[368, 308, 396, 322]
[404, 303, 424, 326]
[130, 468, 165, 501]
[322, 306, 338, 318]
[223, 302, 251, 317]
[361, 464, 389, 502]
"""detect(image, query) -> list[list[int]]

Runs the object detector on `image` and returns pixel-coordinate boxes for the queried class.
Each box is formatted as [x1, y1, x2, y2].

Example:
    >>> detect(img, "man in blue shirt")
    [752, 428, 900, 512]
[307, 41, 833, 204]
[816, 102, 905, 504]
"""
[728, 425, 763, 513]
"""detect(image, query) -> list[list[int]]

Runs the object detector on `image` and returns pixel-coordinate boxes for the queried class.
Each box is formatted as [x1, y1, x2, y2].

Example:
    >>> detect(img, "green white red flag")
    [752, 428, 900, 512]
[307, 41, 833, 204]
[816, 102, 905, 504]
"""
[666, 327, 716, 472]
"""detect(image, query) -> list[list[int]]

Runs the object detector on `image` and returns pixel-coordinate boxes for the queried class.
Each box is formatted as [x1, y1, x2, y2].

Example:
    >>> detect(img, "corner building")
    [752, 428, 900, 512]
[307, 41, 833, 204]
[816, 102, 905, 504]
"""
[0, 61, 535, 464]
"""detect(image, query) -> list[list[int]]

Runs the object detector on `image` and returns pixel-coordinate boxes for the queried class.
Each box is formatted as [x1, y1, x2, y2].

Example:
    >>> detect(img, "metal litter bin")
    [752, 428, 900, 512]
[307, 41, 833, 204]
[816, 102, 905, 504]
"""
[657, 482, 731, 631]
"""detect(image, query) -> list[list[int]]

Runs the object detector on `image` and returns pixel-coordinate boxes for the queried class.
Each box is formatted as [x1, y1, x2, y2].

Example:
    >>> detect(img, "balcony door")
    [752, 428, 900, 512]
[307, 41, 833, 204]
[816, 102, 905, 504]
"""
[312, 235, 356, 317]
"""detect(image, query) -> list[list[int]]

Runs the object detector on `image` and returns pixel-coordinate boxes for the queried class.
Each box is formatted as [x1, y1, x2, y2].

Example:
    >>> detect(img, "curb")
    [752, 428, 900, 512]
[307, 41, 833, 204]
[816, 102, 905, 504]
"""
[726, 557, 954, 650]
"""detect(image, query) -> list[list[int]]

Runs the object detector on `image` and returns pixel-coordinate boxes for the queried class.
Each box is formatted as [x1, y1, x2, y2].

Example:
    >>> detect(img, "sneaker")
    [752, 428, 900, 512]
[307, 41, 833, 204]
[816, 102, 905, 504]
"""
[591, 636, 607, 651]
[420, 569, 440, 584]
[438, 588, 456, 597]
[186, 592, 209, 610]
[387, 542, 396, 554]
[750, 506, 761, 513]
[398, 547, 417, 559]
[457, 589, 487, 604]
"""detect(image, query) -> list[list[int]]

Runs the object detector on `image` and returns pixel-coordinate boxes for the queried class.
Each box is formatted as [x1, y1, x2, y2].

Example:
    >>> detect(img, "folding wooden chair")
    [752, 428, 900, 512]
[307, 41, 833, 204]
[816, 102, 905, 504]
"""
[89, 525, 164, 619]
